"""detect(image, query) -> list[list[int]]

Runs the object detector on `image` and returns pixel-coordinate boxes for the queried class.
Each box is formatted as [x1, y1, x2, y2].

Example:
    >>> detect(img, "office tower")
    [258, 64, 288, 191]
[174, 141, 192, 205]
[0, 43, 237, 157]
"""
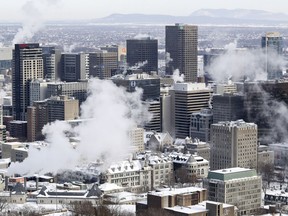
[111, 73, 160, 101]
[170, 83, 212, 139]
[61, 53, 86, 82]
[42, 46, 61, 80]
[47, 95, 79, 123]
[89, 51, 118, 79]
[213, 93, 244, 124]
[190, 108, 213, 142]
[12, 43, 43, 120]
[262, 32, 283, 80]
[29, 79, 48, 106]
[166, 24, 198, 82]
[143, 100, 161, 132]
[47, 81, 88, 104]
[126, 37, 158, 73]
[213, 83, 237, 95]
[27, 101, 48, 142]
[0, 125, 6, 142]
[203, 167, 262, 215]
[210, 120, 258, 170]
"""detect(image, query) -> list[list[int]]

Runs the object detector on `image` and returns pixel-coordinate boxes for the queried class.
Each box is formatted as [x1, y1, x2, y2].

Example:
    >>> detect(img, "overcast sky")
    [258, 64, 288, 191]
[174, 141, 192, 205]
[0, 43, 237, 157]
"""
[1, 0, 288, 21]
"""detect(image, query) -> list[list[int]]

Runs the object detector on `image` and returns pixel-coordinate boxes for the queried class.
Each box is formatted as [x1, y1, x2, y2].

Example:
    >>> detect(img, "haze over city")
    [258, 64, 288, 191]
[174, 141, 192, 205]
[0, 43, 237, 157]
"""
[1, 0, 288, 215]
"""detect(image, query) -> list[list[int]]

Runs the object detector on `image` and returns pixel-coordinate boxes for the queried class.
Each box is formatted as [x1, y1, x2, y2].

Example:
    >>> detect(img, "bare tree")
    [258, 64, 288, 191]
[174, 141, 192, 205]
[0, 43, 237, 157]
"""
[0, 198, 9, 213]
[258, 162, 275, 193]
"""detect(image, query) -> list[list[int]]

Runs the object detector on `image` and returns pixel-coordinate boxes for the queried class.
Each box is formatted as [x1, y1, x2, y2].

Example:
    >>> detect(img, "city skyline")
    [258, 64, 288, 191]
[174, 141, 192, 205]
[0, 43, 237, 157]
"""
[1, 0, 288, 22]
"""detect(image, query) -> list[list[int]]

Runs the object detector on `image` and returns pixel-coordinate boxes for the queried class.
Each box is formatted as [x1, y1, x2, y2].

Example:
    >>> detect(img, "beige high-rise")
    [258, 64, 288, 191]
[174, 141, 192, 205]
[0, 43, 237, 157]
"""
[210, 120, 258, 170]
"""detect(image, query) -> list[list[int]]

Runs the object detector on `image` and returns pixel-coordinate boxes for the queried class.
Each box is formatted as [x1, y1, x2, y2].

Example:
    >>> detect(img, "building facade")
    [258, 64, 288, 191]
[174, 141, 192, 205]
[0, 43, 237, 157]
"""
[170, 83, 212, 139]
[12, 43, 43, 120]
[166, 24, 198, 82]
[127, 38, 158, 73]
[203, 167, 262, 215]
[210, 120, 258, 170]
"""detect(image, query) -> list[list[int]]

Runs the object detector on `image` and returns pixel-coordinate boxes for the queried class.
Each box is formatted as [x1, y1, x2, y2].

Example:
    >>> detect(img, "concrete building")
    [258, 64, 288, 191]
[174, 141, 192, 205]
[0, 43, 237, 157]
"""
[170, 152, 210, 179]
[9, 120, 27, 141]
[128, 127, 145, 152]
[127, 37, 158, 73]
[166, 24, 198, 82]
[0, 125, 6, 142]
[262, 32, 283, 80]
[29, 79, 48, 106]
[47, 95, 78, 123]
[105, 159, 152, 192]
[111, 73, 160, 101]
[89, 51, 118, 79]
[1, 142, 28, 162]
[143, 100, 161, 132]
[27, 101, 48, 142]
[210, 120, 258, 170]
[12, 44, 43, 120]
[190, 108, 213, 142]
[0, 47, 12, 70]
[47, 81, 88, 104]
[135, 187, 235, 216]
[183, 138, 210, 161]
[42, 46, 61, 80]
[213, 83, 237, 95]
[61, 53, 86, 82]
[213, 93, 244, 124]
[170, 83, 212, 138]
[203, 167, 262, 215]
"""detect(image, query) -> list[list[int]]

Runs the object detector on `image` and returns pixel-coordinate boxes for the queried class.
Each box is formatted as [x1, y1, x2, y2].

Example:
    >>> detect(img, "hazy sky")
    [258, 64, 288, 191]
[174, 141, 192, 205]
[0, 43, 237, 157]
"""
[1, 0, 288, 21]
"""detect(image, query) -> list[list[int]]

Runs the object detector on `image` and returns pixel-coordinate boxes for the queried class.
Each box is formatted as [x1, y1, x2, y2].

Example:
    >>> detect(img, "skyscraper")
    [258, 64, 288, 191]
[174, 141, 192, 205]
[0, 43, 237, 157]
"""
[261, 32, 283, 80]
[89, 51, 118, 79]
[61, 53, 86, 82]
[210, 120, 258, 171]
[170, 83, 212, 139]
[166, 24, 198, 82]
[12, 44, 43, 120]
[126, 37, 158, 73]
[42, 46, 61, 80]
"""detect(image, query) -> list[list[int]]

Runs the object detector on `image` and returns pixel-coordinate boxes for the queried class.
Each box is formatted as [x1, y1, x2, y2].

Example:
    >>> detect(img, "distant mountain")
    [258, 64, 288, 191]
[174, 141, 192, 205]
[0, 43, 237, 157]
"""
[91, 9, 288, 26]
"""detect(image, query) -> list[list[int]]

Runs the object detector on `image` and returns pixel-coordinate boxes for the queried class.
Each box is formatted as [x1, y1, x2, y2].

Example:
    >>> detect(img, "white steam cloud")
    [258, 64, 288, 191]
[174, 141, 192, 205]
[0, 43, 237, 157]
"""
[134, 34, 151, 40]
[8, 78, 151, 175]
[12, 0, 61, 45]
[63, 44, 77, 53]
[129, 60, 148, 70]
[172, 69, 184, 83]
[207, 41, 286, 82]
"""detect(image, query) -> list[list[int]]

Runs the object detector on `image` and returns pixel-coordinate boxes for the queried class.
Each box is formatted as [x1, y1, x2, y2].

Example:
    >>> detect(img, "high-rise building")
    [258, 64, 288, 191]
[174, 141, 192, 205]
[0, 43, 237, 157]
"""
[170, 83, 212, 139]
[190, 108, 213, 142]
[128, 127, 145, 152]
[42, 46, 61, 80]
[166, 24, 198, 82]
[47, 95, 79, 123]
[89, 51, 118, 79]
[111, 73, 160, 101]
[29, 79, 48, 106]
[127, 37, 158, 73]
[12, 43, 43, 120]
[47, 81, 88, 104]
[261, 32, 283, 80]
[203, 167, 262, 216]
[213, 93, 244, 124]
[61, 53, 86, 82]
[143, 100, 161, 132]
[210, 120, 258, 170]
